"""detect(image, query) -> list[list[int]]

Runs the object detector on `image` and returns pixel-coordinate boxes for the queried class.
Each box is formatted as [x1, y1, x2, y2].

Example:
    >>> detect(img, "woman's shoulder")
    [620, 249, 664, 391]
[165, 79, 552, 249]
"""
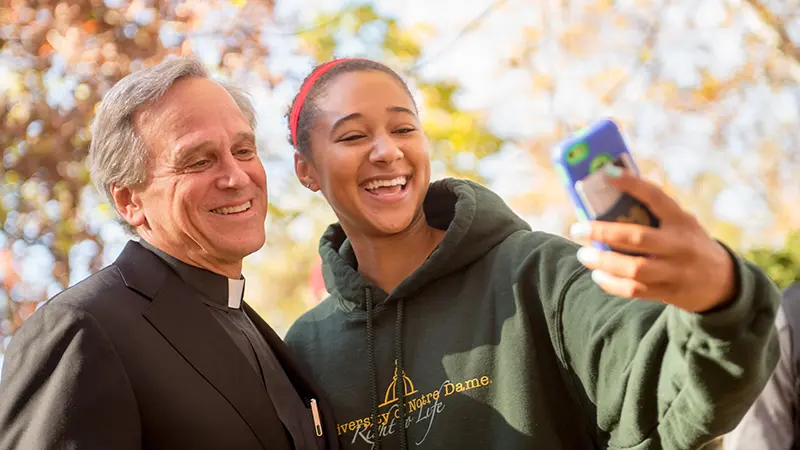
[492, 229, 580, 262]
[284, 295, 341, 344]
[473, 229, 585, 292]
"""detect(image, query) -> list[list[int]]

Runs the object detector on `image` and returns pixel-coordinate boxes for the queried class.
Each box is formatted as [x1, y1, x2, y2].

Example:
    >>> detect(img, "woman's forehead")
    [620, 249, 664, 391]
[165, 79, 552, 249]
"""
[319, 71, 414, 110]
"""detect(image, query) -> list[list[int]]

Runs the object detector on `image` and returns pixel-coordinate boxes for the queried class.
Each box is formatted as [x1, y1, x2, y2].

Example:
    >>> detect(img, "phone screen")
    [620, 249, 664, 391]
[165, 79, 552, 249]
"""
[574, 154, 633, 218]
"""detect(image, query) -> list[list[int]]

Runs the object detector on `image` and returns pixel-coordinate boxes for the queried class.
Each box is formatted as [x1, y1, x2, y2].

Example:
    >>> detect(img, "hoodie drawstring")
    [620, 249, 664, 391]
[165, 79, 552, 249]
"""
[366, 288, 382, 450]
[394, 297, 407, 450]
[365, 287, 409, 450]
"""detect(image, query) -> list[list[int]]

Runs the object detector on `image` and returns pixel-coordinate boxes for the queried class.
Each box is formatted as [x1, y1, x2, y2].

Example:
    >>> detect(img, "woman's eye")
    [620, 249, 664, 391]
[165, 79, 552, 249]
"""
[394, 127, 415, 134]
[339, 134, 365, 142]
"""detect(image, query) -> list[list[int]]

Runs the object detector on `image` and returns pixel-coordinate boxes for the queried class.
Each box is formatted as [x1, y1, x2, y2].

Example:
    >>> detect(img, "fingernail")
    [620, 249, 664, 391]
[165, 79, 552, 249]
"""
[604, 164, 622, 178]
[591, 270, 613, 285]
[576, 247, 601, 266]
[570, 222, 592, 240]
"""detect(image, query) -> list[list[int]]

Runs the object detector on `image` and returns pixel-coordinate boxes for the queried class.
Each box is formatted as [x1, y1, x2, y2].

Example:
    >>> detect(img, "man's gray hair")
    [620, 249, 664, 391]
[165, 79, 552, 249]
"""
[87, 56, 258, 233]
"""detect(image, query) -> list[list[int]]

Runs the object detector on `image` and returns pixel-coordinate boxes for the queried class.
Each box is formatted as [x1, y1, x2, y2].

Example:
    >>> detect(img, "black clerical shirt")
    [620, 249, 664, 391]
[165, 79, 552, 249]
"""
[140, 240, 317, 449]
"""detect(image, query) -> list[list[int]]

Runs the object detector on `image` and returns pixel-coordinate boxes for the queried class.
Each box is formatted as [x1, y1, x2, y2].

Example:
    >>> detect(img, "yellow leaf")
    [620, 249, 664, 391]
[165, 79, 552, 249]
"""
[74, 83, 91, 101]
[5, 171, 20, 185]
[699, 72, 721, 101]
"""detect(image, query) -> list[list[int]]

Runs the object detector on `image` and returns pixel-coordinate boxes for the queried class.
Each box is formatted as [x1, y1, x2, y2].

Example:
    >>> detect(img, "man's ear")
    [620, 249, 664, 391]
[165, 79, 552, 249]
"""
[110, 184, 147, 228]
[294, 151, 319, 192]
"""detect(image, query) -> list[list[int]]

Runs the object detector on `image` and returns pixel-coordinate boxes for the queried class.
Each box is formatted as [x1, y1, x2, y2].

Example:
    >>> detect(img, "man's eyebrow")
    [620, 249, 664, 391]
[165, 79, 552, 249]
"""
[172, 140, 214, 164]
[172, 131, 256, 163]
[233, 131, 256, 145]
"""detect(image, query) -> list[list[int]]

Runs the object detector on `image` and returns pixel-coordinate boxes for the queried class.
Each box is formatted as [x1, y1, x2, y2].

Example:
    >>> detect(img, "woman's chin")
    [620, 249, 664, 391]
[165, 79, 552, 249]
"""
[366, 214, 420, 237]
[343, 201, 426, 238]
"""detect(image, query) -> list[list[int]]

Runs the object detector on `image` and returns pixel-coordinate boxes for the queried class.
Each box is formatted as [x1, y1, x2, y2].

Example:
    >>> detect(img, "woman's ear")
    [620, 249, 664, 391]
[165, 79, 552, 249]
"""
[294, 151, 319, 192]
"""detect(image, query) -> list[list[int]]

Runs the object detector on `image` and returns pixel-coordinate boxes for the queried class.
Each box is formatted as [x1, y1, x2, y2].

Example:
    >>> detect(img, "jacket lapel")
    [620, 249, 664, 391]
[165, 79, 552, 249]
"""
[114, 241, 285, 450]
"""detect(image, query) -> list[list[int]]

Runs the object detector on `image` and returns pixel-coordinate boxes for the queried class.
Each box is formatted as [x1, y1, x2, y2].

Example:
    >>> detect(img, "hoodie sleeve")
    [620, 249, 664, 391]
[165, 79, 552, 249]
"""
[724, 307, 796, 450]
[515, 232, 780, 450]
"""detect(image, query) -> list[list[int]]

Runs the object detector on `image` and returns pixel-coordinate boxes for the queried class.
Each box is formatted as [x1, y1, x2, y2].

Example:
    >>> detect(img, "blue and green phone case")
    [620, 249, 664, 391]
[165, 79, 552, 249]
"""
[551, 118, 659, 251]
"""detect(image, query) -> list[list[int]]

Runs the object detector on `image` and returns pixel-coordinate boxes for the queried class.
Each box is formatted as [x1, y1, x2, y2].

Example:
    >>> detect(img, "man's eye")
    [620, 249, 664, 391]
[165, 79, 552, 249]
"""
[235, 148, 256, 158]
[189, 160, 210, 169]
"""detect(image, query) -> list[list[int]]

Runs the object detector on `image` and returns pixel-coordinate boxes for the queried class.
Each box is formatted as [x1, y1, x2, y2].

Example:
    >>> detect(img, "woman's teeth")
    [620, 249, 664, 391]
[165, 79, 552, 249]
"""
[362, 176, 407, 192]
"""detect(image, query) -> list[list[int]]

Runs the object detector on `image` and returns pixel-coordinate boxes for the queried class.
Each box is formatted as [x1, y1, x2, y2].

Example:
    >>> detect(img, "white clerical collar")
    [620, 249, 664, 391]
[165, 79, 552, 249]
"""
[228, 278, 245, 309]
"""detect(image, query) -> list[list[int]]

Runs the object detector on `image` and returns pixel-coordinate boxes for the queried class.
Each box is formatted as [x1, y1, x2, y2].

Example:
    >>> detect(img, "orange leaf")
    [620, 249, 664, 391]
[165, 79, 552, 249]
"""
[38, 42, 54, 57]
[82, 19, 98, 34]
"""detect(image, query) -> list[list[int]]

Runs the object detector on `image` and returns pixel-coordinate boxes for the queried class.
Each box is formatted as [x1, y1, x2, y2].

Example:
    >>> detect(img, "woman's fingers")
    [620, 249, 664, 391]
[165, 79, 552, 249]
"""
[570, 221, 678, 256]
[576, 246, 678, 284]
[602, 166, 685, 225]
[588, 269, 678, 303]
[569, 167, 739, 312]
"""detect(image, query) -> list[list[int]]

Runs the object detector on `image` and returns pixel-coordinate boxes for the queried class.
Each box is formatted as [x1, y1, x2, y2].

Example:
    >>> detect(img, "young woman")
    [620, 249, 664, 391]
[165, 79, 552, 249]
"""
[284, 58, 780, 450]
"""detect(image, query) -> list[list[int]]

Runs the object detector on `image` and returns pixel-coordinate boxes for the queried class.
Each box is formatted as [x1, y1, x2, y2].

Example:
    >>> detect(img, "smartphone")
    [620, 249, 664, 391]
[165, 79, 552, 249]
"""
[551, 118, 659, 252]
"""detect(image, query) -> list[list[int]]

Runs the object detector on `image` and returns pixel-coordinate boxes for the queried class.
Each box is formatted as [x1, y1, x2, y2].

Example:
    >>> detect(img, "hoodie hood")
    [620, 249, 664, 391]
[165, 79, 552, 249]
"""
[318, 178, 532, 313]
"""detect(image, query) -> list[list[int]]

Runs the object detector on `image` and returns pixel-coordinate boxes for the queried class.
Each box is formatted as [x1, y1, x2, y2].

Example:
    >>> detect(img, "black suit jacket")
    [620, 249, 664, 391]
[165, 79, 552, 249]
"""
[0, 241, 339, 450]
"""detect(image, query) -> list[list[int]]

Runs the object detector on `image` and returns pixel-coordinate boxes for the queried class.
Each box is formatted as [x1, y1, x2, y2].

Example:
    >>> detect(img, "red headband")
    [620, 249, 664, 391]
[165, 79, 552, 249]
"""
[290, 58, 360, 148]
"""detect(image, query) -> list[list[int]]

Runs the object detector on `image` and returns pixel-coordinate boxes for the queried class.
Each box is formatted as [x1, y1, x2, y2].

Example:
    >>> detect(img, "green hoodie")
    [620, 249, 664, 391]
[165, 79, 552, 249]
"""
[285, 178, 779, 450]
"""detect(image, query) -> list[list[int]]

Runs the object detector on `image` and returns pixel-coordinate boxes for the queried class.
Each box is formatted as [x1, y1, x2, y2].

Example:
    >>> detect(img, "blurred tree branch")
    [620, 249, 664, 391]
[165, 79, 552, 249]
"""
[409, 0, 510, 74]
[744, 0, 800, 64]
[602, 14, 663, 106]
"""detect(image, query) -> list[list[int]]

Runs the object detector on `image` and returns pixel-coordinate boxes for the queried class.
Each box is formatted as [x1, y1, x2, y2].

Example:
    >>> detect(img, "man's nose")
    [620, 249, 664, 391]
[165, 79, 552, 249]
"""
[216, 156, 250, 190]
[369, 134, 404, 164]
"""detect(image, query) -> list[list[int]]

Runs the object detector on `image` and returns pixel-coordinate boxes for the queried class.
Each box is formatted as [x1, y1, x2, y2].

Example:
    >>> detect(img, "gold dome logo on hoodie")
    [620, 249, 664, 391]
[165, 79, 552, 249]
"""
[336, 359, 493, 447]
[379, 362, 418, 408]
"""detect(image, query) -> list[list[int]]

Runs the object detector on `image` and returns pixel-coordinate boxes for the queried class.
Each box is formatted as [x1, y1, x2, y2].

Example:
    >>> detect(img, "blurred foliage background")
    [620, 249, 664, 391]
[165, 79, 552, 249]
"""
[0, 0, 798, 367]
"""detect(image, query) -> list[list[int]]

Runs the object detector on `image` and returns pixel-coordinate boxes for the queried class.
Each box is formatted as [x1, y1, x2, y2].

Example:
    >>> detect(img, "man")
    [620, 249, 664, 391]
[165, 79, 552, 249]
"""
[725, 282, 800, 449]
[0, 57, 338, 450]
